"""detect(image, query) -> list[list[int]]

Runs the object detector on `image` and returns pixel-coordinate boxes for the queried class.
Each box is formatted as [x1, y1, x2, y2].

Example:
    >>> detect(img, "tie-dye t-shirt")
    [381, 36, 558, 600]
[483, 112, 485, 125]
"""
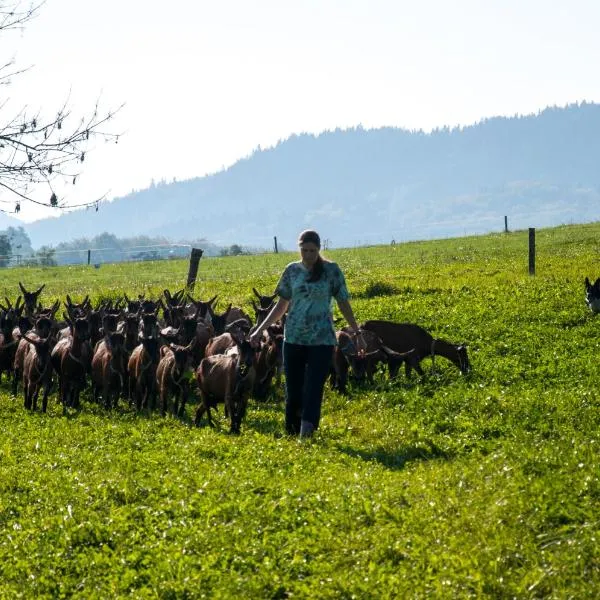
[276, 260, 350, 346]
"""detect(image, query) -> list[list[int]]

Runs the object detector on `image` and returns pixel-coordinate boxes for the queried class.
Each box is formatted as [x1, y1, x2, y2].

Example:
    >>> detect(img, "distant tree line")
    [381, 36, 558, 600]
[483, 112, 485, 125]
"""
[0, 227, 254, 267]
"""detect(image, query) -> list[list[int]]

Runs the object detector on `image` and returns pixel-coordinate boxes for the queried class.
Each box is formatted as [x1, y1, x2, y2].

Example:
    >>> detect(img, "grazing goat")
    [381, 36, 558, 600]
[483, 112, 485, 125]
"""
[91, 332, 127, 409]
[21, 334, 53, 412]
[156, 343, 192, 417]
[585, 277, 600, 314]
[195, 340, 257, 434]
[361, 320, 470, 376]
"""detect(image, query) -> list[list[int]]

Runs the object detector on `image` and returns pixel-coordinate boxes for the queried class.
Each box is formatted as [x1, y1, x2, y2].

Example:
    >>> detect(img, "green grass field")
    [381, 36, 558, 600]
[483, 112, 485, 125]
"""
[1, 222, 599, 598]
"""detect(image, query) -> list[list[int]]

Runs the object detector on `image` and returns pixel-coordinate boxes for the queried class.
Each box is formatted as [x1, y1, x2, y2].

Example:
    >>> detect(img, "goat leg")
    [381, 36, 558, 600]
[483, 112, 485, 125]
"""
[177, 385, 188, 419]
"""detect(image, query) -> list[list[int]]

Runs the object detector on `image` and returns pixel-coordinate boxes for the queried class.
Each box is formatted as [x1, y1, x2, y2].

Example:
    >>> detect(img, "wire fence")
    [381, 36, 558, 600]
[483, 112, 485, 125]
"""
[0, 207, 597, 270]
[0, 243, 194, 268]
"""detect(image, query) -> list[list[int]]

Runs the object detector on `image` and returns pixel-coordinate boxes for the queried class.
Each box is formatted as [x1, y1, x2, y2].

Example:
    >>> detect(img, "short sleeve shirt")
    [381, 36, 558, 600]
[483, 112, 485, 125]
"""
[276, 261, 350, 346]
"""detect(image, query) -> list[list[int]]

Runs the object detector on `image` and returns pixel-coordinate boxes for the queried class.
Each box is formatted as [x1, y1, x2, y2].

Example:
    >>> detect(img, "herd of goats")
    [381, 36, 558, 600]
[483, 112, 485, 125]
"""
[0, 277, 597, 433]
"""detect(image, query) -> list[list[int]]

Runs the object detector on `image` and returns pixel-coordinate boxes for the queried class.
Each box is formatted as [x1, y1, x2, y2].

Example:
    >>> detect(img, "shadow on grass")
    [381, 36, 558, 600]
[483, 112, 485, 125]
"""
[337, 439, 451, 471]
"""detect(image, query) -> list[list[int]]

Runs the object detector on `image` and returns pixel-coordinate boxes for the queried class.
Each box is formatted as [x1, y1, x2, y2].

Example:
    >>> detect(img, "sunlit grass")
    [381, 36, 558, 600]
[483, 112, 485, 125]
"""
[0, 222, 599, 597]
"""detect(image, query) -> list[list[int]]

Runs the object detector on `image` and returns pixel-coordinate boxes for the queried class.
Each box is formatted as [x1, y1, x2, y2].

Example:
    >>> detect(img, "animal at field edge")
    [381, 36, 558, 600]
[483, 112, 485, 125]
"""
[585, 277, 600, 314]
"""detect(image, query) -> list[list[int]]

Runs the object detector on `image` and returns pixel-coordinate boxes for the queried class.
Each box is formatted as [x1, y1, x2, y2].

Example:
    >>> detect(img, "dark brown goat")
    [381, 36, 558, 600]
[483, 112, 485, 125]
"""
[51, 316, 90, 412]
[19, 282, 45, 317]
[0, 305, 20, 384]
[91, 332, 127, 409]
[194, 340, 256, 434]
[252, 325, 284, 399]
[128, 336, 160, 411]
[156, 343, 192, 417]
[252, 287, 278, 309]
[361, 320, 470, 376]
[186, 294, 218, 321]
[12, 316, 53, 397]
[21, 334, 53, 412]
[331, 329, 387, 394]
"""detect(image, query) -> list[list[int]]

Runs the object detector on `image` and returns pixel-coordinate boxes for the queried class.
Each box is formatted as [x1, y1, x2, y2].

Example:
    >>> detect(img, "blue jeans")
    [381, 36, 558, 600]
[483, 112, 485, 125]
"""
[283, 342, 334, 435]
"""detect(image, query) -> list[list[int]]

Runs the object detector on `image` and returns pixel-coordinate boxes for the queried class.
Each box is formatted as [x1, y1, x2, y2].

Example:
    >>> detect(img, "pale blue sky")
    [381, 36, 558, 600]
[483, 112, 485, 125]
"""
[5, 0, 600, 220]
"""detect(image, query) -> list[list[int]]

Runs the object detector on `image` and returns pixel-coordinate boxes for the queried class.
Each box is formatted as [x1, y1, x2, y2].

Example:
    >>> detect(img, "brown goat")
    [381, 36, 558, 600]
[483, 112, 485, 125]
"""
[21, 334, 53, 412]
[12, 316, 53, 397]
[128, 336, 161, 412]
[91, 332, 127, 409]
[252, 325, 284, 400]
[361, 320, 471, 376]
[50, 316, 90, 412]
[194, 340, 257, 434]
[156, 343, 192, 417]
[252, 287, 278, 309]
[331, 329, 387, 394]
[19, 282, 45, 317]
[0, 306, 19, 385]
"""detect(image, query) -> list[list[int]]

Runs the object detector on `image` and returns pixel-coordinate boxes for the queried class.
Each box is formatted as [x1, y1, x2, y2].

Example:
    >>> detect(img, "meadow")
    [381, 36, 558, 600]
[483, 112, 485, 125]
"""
[0, 222, 599, 598]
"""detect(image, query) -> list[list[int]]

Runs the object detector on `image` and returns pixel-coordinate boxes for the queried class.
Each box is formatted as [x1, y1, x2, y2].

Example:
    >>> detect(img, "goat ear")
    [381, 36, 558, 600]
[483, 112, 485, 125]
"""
[208, 295, 218, 307]
[51, 300, 60, 316]
[15, 296, 22, 309]
[19, 282, 27, 294]
[4, 296, 12, 309]
[35, 284, 46, 296]
[252, 288, 262, 300]
[66, 294, 73, 306]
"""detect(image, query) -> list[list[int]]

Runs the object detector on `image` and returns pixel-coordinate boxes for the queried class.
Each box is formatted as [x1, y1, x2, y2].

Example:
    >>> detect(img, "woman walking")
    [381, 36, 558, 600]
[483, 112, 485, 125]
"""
[249, 230, 365, 438]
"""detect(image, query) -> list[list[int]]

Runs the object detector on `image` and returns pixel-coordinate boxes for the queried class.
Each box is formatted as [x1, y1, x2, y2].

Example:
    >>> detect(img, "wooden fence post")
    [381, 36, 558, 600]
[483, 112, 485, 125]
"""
[186, 248, 204, 291]
[504, 216, 508, 233]
[528, 228, 535, 275]
[87, 249, 91, 265]
[273, 236, 278, 254]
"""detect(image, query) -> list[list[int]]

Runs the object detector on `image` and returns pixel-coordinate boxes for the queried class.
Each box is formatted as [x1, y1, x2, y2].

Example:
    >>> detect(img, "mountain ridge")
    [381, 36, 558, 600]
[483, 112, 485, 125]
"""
[23, 102, 600, 249]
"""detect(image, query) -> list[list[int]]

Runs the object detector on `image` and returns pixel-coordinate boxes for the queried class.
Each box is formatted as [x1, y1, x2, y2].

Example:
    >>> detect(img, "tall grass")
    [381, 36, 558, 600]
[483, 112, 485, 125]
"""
[0, 223, 599, 598]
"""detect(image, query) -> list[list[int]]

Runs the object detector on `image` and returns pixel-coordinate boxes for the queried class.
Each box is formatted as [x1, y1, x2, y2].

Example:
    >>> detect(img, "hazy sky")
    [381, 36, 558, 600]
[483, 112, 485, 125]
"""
[3, 0, 599, 221]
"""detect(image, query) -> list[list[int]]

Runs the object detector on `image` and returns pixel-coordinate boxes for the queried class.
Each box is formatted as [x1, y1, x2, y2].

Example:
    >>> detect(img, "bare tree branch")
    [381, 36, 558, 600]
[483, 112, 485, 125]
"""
[0, 1, 122, 214]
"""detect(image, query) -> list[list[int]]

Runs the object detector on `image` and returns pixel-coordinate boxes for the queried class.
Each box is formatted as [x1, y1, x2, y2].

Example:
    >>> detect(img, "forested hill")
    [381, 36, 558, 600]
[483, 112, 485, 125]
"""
[25, 102, 600, 249]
